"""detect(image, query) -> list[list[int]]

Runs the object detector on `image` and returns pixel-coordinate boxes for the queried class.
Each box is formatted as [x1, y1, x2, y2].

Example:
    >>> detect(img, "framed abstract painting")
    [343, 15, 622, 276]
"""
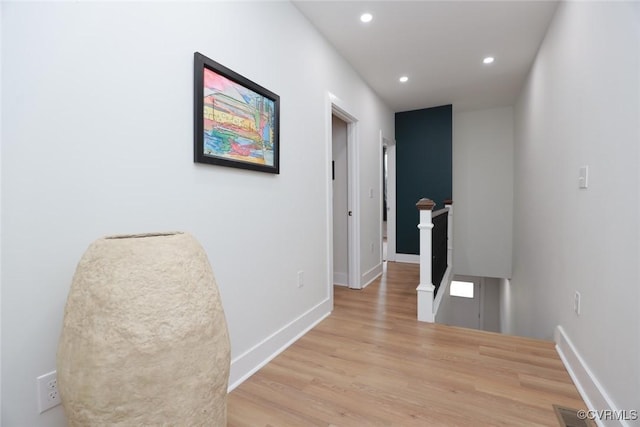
[194, 52, 280, 174]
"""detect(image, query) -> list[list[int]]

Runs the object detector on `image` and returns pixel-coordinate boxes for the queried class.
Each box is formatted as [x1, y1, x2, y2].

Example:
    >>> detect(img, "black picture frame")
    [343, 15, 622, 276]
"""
[194, 52, 280, 174]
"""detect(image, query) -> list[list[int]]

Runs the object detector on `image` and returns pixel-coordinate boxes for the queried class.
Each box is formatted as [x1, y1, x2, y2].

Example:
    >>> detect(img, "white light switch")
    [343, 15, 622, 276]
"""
[579, 165, 588, 189]
[369, 188, 374, 198]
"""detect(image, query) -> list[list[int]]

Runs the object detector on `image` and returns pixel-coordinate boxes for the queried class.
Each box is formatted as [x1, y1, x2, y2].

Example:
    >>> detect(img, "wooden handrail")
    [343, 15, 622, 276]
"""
[432, 208, 448, 219]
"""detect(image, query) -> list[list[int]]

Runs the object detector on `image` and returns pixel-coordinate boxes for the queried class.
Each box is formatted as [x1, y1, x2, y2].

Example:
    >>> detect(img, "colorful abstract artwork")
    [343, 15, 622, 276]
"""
[194, 52, 280, 174]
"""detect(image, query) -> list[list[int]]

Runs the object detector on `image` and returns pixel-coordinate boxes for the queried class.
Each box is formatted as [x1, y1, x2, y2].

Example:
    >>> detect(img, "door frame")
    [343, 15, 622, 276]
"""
[380, 133, 396, 262]
[326, 92, 361, 295]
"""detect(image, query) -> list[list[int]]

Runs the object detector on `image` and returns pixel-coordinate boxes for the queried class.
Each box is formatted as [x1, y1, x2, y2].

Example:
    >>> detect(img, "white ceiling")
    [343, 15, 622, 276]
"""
[293, 1, 559, 112]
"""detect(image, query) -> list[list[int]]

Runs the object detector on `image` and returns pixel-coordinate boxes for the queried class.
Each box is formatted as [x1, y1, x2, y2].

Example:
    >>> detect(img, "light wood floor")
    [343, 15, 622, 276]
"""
[227, 262, 586, 426]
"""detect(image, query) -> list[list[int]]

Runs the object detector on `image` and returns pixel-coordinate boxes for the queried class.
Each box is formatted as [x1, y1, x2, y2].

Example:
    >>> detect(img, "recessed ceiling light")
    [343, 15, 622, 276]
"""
[360, 13, 373, 23]
[483, 56, 495, 64]
[399, 76, 409, 83]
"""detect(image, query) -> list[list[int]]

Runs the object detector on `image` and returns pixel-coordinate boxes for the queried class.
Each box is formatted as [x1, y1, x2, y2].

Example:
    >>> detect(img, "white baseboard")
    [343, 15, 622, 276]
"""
[361, 263, 382, 289]
[555, 326, 627, 427]
[228, 297, 332, 391]
[395, 253, 419, 264]
[333, 272, 348, 287]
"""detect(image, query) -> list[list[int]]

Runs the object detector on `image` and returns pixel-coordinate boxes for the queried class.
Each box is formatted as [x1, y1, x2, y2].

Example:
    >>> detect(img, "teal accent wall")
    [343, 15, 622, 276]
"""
[395, 105, 452, 255]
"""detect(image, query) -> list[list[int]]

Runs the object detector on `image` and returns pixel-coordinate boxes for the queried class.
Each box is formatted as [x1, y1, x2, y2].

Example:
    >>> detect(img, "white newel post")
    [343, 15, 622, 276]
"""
[416, 198, 435, 322]
[445, 199, 453, 266]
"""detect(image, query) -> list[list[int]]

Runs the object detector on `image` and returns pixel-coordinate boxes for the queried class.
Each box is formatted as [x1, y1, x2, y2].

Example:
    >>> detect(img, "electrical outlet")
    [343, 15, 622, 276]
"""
[37, 371, 61, 413]
[574, 291, 581, 316]
[370, 242, 374, 253]
[297, 271, 304, 288]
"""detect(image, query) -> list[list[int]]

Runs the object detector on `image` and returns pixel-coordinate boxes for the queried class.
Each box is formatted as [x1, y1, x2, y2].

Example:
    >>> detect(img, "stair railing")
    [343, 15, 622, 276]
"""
[416, 198, 453, 322]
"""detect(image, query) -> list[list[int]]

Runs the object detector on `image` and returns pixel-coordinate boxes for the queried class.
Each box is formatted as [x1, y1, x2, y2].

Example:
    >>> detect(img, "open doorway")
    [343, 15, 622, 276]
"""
[382, 145, 387, 261]
[381, 135, 396, 263]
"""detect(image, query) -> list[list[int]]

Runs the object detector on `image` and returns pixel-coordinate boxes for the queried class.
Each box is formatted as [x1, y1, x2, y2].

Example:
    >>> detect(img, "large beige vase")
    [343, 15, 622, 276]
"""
[57, 232, 230, 426]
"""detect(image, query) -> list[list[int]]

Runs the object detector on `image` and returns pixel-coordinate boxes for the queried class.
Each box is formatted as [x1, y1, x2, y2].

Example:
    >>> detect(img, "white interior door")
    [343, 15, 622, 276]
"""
[447, 278, 481, 329]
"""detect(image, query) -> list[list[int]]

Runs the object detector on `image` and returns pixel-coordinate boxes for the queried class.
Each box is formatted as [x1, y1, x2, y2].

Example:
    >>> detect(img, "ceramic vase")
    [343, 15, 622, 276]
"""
[57, 232, 230, 426]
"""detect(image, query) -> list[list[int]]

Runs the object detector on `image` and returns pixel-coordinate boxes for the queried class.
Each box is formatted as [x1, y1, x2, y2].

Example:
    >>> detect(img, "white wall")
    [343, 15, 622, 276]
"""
[0, 2, 393, 425]
[332, 116, 348, 285]
[453, 106, 514, 278]
[434, 285, 453, 326]
[357, 96, 388, 285]
[512, 1, 639, 418]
